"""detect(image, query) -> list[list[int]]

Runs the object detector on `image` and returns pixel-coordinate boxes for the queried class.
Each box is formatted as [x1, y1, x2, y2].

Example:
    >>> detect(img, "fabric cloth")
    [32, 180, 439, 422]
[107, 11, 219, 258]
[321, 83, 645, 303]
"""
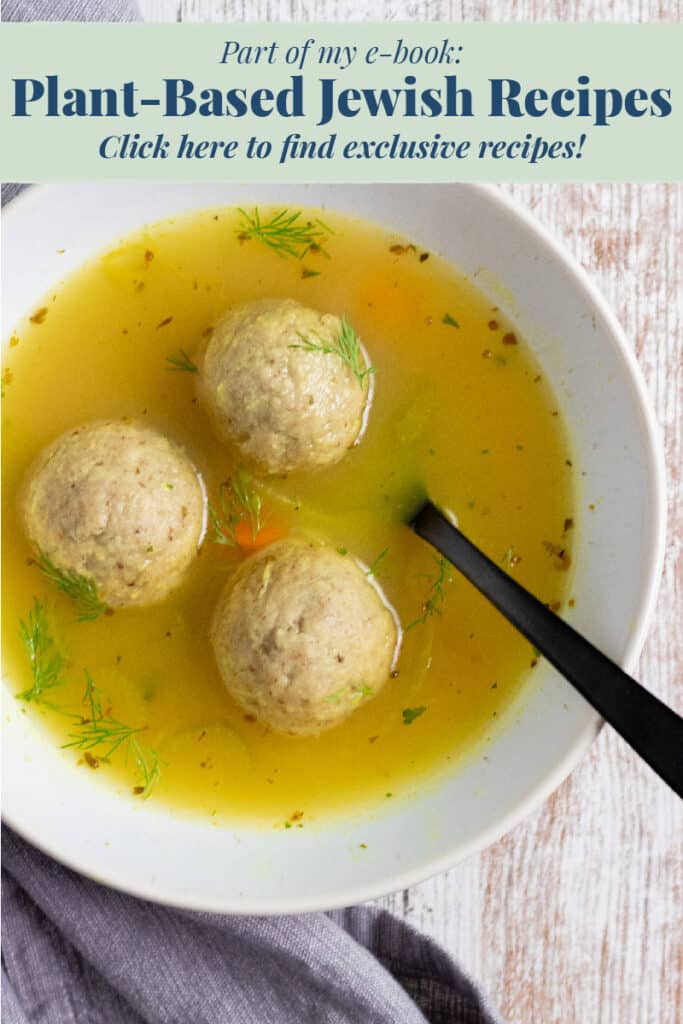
[2, 2, 505, 1023]
[3, 0, 139, 22]
[2, 828, 503, 1024]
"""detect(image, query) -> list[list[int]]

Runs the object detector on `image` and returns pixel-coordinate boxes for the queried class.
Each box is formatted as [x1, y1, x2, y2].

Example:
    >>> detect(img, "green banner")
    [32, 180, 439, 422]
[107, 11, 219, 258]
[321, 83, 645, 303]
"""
[1, 22, 681, 182]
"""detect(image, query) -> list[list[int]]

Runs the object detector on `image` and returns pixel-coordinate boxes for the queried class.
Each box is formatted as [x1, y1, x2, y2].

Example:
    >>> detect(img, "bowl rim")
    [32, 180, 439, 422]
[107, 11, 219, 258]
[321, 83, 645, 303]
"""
[1, 182, 667, 913]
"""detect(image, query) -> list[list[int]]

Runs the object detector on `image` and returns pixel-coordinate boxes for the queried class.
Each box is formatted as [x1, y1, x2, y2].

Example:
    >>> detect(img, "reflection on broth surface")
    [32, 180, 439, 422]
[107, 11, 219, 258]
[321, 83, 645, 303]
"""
[1, 206, 576, 826]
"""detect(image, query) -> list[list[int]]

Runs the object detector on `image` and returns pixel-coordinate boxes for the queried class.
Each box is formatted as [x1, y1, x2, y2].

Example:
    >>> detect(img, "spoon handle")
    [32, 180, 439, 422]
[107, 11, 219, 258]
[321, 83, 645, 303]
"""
[412, 501, 683, 798]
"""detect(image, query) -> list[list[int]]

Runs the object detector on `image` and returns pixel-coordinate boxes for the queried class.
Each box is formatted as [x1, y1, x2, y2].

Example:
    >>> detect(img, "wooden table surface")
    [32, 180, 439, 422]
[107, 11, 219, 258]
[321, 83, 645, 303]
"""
[138, 4, 682, 1020]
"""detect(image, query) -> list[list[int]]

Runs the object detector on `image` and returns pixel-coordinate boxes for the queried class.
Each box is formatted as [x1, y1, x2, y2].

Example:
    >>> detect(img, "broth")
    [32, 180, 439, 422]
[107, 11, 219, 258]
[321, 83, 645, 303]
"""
[1, 206, 576, 826]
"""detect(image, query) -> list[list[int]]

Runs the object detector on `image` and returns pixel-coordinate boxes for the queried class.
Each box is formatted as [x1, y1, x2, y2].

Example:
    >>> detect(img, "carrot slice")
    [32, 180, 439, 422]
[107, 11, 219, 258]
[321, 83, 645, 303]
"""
[234, 517, 286, 551]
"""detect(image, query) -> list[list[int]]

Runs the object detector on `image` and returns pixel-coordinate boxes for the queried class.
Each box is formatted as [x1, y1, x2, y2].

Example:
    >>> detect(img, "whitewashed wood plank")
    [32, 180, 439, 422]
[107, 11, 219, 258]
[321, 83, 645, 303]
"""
[138, 0, 683, 23]
[388, 183, 683, 1024]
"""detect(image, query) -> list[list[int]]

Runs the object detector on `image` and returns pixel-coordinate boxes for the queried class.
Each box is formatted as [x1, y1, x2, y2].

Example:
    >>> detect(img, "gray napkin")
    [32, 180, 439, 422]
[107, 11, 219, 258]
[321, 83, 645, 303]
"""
[1, 2, 505, 1022]
[3, 0, 139, 21]
[2, 827, 503, 1024]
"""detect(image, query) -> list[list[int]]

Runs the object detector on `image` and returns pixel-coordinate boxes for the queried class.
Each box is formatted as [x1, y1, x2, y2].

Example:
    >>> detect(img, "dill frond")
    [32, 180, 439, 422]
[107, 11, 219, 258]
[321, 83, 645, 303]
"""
[208, 500, 235, 547]
[291, 315, 373, 388]
[405, 556, 454, 631]
[237, 207, 333, 260]
[17, 598, 65, 704]
[34, 550, 108, 622]
[129, 737, 163, 799]
[366, 548, 388, 579]
[82, 669, 103, 723]
[230, 470, 262, 538]
[64, 716, 145, 760]
[208, 470, 262, 546]
[65, 671, 163, 799]
[165, 349, 199, 374]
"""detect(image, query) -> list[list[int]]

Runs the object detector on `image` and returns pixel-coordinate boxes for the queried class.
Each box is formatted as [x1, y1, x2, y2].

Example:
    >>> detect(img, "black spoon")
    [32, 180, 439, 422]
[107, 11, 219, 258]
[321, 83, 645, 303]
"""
[410, 500, 683, 798]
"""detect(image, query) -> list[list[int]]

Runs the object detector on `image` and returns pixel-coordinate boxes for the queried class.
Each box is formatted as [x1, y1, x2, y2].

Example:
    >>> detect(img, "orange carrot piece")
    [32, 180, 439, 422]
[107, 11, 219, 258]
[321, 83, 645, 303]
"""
[234, 517, 286, 551]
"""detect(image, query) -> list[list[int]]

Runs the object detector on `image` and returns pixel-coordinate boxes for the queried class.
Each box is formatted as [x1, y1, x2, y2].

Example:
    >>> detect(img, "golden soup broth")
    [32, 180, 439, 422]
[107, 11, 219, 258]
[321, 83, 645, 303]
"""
[2, 207, 576, 826]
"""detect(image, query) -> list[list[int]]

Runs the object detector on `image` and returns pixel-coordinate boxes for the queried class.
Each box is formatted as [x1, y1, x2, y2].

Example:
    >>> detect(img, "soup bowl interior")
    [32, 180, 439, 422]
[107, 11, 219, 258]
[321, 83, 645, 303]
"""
[1, 183, 665, 913]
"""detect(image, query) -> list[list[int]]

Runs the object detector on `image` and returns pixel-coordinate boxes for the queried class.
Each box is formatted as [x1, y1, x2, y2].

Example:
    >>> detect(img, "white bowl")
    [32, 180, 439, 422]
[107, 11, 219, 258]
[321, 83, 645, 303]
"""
[2, 184, 665, 913]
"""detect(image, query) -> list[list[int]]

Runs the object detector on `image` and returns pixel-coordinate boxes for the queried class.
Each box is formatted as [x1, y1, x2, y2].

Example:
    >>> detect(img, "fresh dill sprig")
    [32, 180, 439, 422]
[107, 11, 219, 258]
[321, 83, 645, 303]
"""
[64, 715, 144, 760]
[405, 556, 454, 631]
[82, 669, 103, 723]
[291, 315, 373, 388]
[230, 470, 262, 537]
[237, 208, 333, 260]
[165, 348, 199, 374]
[33, 550, 109, 622]
[129, 737, 163, 799]
[65, 671, 162, 799]
[366, 548, 388, 579]
[208, 501, 234, 547]
[16, 624, 163, 798]
[17, 598, 65, 704]
[208, 470, 262, 546]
